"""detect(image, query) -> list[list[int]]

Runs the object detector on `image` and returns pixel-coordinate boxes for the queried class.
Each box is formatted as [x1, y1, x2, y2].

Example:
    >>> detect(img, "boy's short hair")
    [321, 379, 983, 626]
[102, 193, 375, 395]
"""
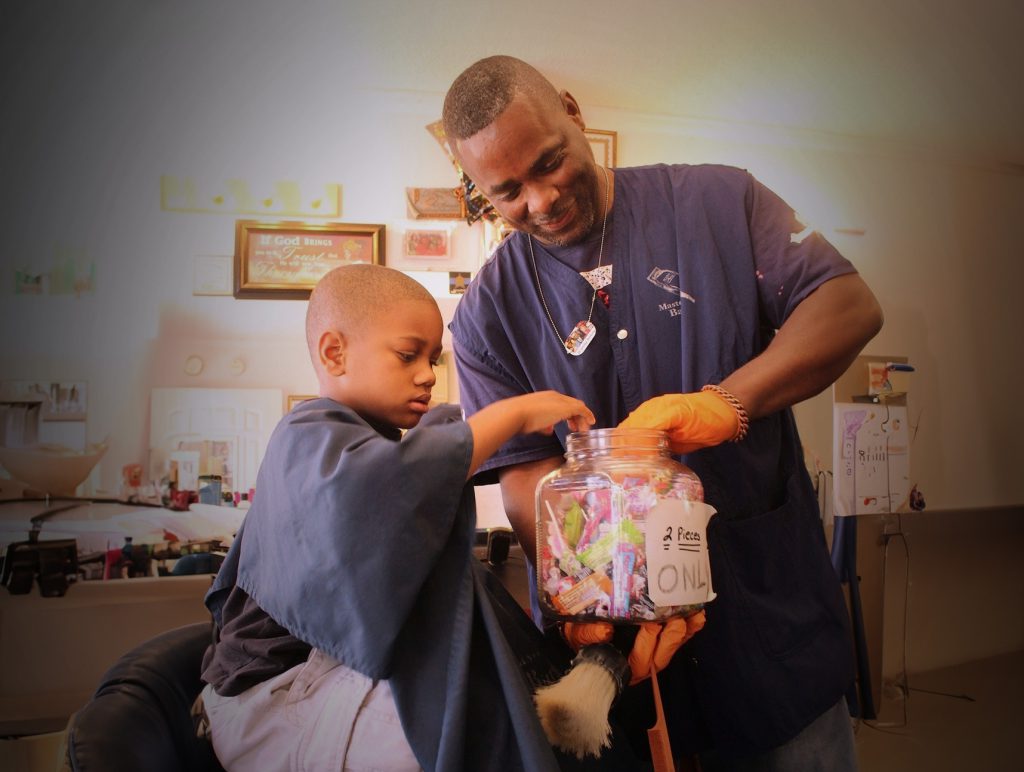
[305, 264, 435, 362]
[442, 54, 561, 142]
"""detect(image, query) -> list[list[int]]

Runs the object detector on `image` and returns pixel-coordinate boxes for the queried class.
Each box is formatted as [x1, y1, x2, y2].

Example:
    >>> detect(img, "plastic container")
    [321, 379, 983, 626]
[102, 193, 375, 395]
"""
[535, 428, 716, 623]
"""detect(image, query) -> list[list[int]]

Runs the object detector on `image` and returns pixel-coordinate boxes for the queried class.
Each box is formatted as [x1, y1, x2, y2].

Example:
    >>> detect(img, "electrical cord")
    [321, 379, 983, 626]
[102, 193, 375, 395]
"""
[851, 398, 940, 737]
[907, 686, 975, 702]
[815, 469, 833, 527]
[852, 511, 911, 736]
[855, 512, 975, 737]
[872, 522, 910, 730]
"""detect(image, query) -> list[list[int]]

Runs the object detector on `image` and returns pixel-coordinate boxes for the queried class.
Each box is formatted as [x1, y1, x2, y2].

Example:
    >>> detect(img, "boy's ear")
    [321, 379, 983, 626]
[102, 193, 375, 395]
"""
[318, 330, 346, 376]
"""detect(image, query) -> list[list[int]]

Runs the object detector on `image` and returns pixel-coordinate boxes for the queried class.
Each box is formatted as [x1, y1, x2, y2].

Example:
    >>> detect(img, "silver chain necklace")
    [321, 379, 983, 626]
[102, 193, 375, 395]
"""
[527, 165, 610, 356]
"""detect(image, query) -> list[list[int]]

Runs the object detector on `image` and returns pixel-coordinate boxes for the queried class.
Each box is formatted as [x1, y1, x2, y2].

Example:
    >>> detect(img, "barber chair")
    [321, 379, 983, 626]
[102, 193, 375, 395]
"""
[64, 621, 225, 771]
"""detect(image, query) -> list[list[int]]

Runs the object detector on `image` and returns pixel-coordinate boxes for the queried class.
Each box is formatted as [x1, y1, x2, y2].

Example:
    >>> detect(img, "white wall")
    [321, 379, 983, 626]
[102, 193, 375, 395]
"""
[1, 1, 1021, 516]
[0, 0, 1021, 691]
[588, 105, 1024, 514]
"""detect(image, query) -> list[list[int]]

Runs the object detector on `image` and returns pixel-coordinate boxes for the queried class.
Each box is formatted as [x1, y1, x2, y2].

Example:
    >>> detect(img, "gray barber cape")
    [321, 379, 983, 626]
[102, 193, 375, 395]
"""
[205, 399, 563, 772]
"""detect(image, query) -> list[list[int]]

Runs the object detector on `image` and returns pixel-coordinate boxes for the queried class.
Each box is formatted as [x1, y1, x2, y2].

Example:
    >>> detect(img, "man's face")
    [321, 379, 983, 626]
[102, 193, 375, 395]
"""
[453, 94, 601, 247]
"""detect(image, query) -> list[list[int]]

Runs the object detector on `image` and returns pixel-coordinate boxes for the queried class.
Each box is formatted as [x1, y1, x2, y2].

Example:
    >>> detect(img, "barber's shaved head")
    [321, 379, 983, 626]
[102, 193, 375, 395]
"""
[305, 264, 434, 365]
[442, 55, 562, 142]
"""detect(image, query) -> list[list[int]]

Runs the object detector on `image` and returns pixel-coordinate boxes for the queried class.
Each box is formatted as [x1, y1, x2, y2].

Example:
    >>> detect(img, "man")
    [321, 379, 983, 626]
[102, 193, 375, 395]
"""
[443, 55, 883, 770]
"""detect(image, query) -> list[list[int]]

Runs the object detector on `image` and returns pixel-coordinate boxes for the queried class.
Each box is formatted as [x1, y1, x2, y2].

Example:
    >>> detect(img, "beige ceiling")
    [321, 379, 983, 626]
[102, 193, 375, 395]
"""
[360, 0, 1024, 168]
[2, 1, 1021, 168]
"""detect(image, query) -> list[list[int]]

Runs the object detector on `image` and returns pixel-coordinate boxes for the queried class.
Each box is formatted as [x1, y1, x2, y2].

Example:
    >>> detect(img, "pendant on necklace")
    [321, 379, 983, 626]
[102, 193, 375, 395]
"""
[564, 320, 596, 356]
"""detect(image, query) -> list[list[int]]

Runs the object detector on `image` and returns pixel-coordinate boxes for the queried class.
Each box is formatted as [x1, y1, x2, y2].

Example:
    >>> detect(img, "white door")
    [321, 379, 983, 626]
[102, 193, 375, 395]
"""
[149, 388, 282, 494]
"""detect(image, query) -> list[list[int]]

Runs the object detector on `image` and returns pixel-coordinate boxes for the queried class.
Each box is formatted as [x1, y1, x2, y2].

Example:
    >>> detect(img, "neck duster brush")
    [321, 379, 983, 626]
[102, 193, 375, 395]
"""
[533, 642, 631, 759]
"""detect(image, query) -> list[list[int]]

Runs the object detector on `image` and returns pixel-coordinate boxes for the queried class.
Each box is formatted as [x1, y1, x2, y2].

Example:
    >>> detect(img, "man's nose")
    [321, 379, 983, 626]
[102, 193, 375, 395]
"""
[526, 184, 559, 218]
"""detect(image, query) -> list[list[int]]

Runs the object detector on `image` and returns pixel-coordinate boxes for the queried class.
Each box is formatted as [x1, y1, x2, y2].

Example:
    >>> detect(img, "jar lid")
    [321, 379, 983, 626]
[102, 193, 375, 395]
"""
[565, 427, 668, 454]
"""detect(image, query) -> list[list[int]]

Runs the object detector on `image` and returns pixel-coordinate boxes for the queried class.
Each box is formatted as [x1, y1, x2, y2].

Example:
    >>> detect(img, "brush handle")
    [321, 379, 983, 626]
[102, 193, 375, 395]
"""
[647, 666, 675, 772]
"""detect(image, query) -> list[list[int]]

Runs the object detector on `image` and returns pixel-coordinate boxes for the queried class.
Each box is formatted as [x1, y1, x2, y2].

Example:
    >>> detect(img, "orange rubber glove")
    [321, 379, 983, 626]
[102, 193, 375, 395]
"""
[562, 621, 614, 649]
[562, 611, 706, 685]
[627, 610, 706, 685]
[618, 390, 743, 455]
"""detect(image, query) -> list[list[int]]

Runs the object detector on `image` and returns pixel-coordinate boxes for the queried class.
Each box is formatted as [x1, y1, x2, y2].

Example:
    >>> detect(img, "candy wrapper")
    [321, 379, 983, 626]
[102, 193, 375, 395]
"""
[537, 467, 715, 623]
[533, 429, 716, 760]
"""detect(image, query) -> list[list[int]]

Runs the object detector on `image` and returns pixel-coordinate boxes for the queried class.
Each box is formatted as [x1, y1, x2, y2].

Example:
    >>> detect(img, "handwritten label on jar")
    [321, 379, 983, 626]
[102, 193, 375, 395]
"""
[644, 498, 717, 607]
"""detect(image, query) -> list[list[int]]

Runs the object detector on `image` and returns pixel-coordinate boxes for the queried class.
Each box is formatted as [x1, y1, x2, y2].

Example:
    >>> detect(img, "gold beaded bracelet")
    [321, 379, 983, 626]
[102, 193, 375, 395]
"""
[701, 384, 750, 442]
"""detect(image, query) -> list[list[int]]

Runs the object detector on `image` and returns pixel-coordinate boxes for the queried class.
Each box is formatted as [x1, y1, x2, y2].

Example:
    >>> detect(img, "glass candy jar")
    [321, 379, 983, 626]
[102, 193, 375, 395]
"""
[535, 428, 716, 623]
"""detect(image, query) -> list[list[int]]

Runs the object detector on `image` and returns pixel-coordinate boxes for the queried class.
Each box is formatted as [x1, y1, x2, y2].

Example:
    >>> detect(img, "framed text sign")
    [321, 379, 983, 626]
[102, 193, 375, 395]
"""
[233, 220, 385, 299]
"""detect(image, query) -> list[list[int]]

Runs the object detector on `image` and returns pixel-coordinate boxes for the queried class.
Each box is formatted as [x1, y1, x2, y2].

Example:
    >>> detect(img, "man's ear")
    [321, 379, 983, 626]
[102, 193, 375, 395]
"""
[559, 90, 585, 131]
[319, 330, 346, 376]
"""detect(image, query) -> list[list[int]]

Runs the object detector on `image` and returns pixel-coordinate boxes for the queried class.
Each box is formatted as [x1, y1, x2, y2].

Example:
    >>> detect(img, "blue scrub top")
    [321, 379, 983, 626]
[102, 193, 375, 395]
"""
[451, 163, 853, 518]
[450, 163, 859, 756]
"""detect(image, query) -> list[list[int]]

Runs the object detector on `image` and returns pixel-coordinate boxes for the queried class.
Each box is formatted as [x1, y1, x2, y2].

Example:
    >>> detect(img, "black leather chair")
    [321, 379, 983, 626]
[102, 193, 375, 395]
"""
[64, 621, 225, 771]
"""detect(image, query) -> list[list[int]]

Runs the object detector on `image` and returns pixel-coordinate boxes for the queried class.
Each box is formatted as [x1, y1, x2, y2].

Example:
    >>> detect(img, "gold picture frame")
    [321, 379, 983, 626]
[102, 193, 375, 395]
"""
[585, 129, 617, 167]
[287, 394, 316, 412]
[405, 187, 465, 220]
[234, 220, 385, 299]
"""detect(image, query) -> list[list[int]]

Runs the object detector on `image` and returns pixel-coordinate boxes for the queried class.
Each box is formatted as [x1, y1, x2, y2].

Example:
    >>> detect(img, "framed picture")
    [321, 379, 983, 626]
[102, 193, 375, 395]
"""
[162, 176, 342, 217]
[234, 220, 385, 299]
[403, 228, 450, 258]
[2, 380, 87, 421]
[430, 352, 450, 405]
[449, 272, 472, 295]
[406, 187, 464, 220]
[585, 129, 617, 167]
[287, 394, 316, 411]
[388, 221, 479, 273]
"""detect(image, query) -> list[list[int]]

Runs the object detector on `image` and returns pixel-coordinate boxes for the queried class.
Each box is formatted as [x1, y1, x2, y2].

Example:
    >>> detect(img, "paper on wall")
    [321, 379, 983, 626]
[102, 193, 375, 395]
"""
[833, 402, 910, 516]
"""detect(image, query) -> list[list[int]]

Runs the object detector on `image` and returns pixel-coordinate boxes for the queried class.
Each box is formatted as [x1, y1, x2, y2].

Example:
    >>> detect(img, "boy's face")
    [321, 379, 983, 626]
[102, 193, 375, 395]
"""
[335, 299, 444, 430]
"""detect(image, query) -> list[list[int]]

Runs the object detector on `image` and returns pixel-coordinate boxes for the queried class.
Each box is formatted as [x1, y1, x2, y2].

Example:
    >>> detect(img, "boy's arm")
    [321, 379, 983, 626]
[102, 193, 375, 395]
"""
[465, 391, 594, 480]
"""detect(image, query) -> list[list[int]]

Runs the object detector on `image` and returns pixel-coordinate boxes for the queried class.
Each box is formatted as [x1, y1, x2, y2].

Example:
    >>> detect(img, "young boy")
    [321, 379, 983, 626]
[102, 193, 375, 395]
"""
[199, 264, 595, 771]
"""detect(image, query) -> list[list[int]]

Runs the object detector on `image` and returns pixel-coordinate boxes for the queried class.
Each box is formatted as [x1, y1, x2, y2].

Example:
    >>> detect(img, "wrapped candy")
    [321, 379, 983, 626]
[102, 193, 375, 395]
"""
[535, 429, 715, 624]
[533, 428, 716, 759]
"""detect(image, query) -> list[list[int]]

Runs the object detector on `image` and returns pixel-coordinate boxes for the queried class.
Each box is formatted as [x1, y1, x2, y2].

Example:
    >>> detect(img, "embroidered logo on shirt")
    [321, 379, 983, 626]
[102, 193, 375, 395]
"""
[647, 268, 696, 303]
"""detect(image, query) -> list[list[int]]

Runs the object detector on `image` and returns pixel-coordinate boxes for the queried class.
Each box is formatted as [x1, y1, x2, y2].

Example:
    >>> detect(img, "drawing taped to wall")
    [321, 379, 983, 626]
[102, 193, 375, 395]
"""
[833, 402, 910, 516]
[161, 176, 342, 218]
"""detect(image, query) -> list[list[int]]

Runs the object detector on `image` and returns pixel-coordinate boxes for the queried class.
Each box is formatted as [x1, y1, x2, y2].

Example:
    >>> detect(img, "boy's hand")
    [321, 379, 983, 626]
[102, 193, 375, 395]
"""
[465, 391, 594, 479]
[515, 391, 595, 436]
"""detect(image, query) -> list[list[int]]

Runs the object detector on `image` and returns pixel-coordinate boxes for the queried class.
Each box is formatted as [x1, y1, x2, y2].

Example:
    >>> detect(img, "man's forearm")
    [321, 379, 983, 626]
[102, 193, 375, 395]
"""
[497, 456, 562, 563]
[723, 273, 883, 419]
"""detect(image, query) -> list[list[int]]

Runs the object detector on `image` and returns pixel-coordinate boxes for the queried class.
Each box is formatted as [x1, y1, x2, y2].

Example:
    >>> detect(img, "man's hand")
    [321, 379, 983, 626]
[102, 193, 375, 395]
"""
[618, 389, 745, 454]
[562, 620, 615, 648]
[562, 610, 707, 685]
[626, 610, 705, 685]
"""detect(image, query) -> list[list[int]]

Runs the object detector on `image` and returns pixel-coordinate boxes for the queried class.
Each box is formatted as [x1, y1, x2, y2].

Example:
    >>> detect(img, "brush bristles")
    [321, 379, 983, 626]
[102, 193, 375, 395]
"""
[534, 661, 617, 759]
